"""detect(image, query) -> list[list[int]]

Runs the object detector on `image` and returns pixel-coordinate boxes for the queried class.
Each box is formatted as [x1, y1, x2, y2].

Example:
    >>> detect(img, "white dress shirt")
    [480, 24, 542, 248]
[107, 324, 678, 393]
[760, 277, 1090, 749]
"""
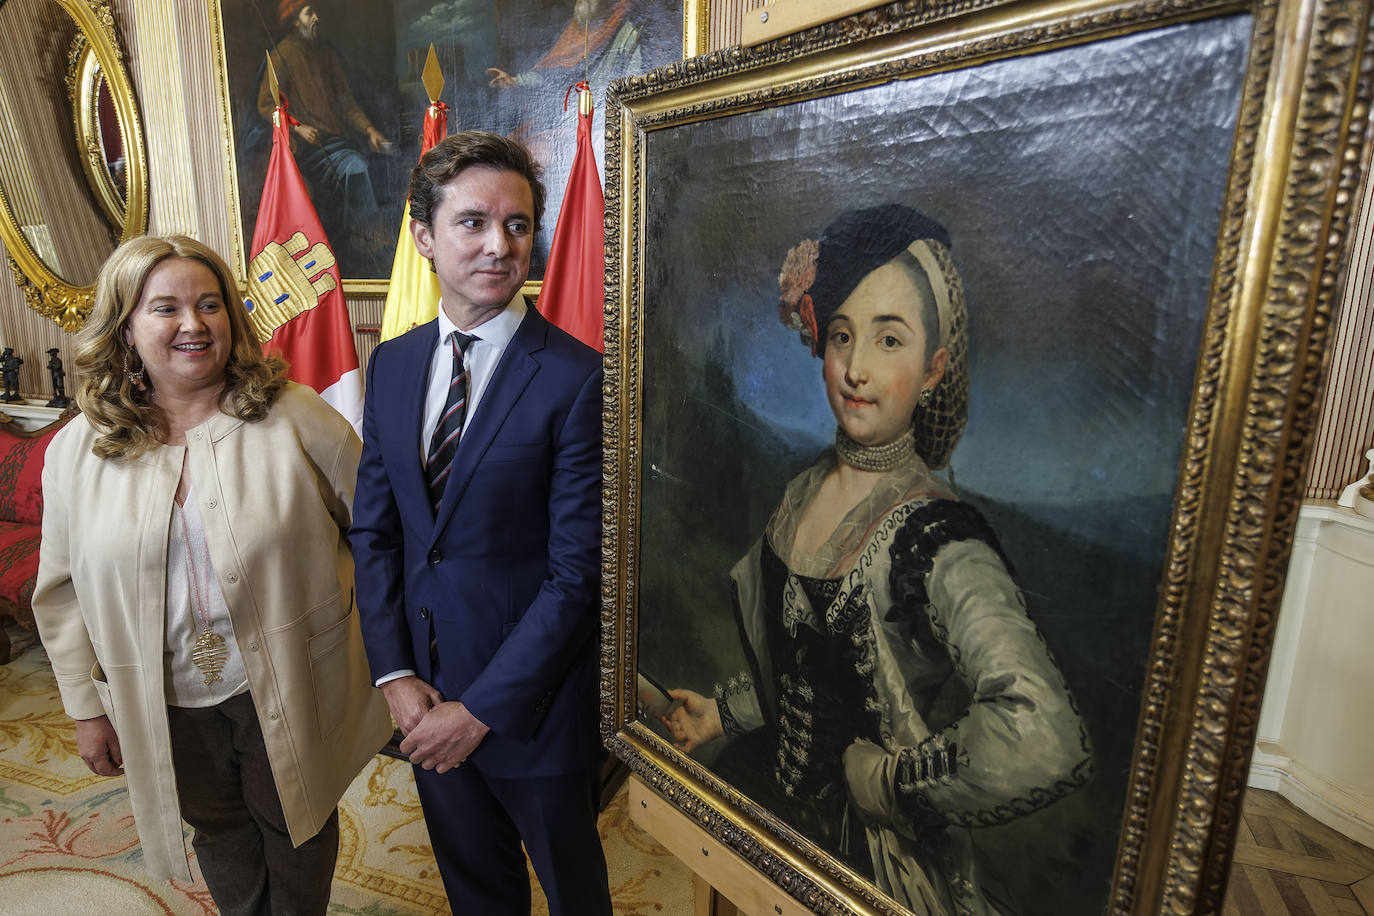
[420, 293, 527, 460]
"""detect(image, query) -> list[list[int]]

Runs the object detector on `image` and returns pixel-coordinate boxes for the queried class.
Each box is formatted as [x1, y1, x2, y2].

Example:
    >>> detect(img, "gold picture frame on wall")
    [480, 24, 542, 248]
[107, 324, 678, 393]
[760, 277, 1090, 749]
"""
[601, 1, 1373, 914]
[207, 0, 709, 294]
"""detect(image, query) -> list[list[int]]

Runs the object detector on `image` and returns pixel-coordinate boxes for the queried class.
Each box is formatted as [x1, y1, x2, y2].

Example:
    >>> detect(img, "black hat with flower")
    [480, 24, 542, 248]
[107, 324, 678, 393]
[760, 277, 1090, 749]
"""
[776, 204, 970, 470]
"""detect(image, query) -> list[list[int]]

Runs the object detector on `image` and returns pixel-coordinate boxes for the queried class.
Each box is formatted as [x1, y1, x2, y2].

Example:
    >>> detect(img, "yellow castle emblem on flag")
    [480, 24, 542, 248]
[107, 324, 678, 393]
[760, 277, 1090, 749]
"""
[244, 231, 337, 342]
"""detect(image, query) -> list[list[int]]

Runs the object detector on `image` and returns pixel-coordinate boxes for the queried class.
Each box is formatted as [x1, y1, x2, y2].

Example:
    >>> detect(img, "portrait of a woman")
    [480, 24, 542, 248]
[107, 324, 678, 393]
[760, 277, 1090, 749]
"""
[663, 205, 1094, 915]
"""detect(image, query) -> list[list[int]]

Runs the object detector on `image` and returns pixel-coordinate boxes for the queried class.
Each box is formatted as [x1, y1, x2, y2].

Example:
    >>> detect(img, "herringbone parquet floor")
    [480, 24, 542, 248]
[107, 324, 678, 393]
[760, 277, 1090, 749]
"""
[1223, 788, 1374, 915]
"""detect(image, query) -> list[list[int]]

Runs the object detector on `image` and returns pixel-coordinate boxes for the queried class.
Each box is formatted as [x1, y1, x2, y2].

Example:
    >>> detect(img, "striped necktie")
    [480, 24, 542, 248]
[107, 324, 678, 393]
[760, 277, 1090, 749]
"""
[425, 330, 478, 512]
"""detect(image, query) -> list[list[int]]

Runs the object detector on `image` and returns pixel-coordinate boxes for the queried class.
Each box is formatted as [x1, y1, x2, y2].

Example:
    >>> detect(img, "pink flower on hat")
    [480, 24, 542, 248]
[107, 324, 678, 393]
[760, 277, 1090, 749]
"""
[778, 239, 820, 355]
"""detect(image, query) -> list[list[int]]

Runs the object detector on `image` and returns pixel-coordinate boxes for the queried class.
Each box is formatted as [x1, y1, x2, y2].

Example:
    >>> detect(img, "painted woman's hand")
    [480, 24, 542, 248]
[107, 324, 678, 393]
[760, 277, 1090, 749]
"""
[661, 689, 724, 753]
[843, 739, 897, 824]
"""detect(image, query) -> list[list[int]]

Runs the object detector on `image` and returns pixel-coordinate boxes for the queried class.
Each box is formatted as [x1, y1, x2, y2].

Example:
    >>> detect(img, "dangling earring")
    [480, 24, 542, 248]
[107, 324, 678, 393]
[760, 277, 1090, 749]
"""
[124, 346, 146, 391]
[918, 387, 933, 408]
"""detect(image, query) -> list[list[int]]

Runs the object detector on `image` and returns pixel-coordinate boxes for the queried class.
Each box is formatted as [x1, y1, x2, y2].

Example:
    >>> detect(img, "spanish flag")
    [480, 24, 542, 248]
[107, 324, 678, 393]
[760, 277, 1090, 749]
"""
[538, 83, 605, 352]
[379, 100, 448, 341]
[244, 74, 362, 432]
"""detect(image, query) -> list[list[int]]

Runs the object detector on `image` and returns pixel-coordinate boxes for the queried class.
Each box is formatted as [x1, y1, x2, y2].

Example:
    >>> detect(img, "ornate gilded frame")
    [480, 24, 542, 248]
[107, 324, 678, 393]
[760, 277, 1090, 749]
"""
[0, 0, 147, 331]
[67, 35, 126, 232]
[601, 0, 1374, 913]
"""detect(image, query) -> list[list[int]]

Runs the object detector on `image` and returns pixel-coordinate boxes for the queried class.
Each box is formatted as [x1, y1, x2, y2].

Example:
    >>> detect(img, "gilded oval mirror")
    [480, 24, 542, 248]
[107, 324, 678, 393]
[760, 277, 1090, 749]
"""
[70, 34, 128, 230]
[0, 0, 147, 330]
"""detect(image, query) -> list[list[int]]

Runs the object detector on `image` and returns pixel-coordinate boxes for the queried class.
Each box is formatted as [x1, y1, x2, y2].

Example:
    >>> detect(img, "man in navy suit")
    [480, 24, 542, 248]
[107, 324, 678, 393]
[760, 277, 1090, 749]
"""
[350, 131, 611, 914]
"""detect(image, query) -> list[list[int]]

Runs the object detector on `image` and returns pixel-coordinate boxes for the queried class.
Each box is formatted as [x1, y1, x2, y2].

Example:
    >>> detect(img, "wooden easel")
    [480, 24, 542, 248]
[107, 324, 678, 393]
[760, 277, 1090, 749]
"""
[629, 776, 827, 916]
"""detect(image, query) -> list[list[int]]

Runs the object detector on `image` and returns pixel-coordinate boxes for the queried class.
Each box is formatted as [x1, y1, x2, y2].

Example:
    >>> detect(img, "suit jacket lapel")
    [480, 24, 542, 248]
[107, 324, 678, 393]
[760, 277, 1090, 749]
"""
[431, 308, 547, 537]
[384, 321, 438, 528]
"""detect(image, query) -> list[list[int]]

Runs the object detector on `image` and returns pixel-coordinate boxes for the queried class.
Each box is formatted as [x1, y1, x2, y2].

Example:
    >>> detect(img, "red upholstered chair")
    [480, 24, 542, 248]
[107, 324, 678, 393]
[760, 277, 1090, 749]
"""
[0, 411, 74, 663]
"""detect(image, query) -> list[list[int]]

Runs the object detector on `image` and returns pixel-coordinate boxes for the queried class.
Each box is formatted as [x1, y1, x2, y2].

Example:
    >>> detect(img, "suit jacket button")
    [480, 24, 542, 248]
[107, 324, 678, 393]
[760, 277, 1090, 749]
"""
[419, 607, 431, 620]
[428, 549, 442, 566]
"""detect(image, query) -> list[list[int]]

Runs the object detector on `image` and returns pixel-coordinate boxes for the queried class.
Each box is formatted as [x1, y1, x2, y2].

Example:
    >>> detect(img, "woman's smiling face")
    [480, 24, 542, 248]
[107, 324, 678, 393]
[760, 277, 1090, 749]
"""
[823, 260, 948, 448]
[122, 257, 232, 399]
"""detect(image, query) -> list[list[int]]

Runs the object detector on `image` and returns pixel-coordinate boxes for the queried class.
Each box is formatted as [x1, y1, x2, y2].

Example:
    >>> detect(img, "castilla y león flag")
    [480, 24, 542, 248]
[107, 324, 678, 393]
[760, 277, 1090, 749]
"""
[538, 83, 605, 353]
[244, 88, 362, 432]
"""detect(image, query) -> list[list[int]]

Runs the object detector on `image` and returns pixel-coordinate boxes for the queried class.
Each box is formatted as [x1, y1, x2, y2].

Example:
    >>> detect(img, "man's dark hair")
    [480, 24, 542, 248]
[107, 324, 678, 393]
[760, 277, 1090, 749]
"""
[408, 131, 546, 231]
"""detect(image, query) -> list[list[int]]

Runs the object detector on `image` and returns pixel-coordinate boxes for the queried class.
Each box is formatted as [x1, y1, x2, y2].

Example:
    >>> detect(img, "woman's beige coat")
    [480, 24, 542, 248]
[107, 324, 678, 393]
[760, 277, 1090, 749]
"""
[32, 383, 392, 882]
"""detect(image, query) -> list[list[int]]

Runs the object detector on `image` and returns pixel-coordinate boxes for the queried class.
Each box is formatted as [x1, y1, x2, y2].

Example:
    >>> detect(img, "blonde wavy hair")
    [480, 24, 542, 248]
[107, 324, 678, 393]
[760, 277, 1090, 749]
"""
[75, 235, 287, 459]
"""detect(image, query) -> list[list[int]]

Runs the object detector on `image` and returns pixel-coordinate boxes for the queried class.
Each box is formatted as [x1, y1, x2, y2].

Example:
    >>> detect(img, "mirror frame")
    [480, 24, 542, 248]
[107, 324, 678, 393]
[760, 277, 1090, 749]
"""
[69, 34, 126, 231]
[0, 0, 147, 331]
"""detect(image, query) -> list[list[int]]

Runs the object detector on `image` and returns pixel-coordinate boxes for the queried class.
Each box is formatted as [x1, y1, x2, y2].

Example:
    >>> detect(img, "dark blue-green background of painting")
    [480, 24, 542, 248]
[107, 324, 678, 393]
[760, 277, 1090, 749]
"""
[634, 15, 1252, 914]
[224, 0, 682, 279]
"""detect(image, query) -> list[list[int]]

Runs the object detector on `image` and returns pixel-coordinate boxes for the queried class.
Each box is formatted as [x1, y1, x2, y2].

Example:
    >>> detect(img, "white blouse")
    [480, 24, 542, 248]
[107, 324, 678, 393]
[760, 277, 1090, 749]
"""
[164, 486, 247, 707]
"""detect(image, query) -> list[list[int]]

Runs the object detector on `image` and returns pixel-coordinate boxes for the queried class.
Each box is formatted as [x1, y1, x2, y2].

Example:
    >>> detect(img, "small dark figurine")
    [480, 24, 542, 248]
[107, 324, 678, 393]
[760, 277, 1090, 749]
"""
[0, 348, 23, 403]
[46, 348, 69, 409]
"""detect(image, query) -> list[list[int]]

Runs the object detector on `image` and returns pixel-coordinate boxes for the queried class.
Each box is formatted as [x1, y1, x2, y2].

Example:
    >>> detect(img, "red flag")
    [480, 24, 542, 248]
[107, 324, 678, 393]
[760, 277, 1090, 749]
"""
[244, 96, 363, 431]
[422, 100, 448, 151]
[539, 84, 605, 353]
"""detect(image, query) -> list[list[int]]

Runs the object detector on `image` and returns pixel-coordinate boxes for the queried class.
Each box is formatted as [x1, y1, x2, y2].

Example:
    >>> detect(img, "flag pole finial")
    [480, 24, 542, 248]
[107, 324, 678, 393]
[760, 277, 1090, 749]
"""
[265, 52, 282, 127]
[422, 44, 444, 106]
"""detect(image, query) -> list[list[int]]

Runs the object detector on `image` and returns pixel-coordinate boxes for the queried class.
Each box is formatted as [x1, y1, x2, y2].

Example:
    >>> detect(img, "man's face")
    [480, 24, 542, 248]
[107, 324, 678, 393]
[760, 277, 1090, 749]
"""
[410, 165, 535, 325]
[295, 5, 319, 41]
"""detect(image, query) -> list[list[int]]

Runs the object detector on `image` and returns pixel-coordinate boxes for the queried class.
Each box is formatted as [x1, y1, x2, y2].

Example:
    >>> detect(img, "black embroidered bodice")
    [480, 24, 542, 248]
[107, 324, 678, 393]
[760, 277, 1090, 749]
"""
[758, 538, 884, 801]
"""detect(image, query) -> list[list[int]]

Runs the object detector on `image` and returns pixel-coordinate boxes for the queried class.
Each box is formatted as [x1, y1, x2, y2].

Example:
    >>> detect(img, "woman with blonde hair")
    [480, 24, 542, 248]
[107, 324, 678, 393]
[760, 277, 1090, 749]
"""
[664, 205, 1093, 915]
[33, 234, 391, 913]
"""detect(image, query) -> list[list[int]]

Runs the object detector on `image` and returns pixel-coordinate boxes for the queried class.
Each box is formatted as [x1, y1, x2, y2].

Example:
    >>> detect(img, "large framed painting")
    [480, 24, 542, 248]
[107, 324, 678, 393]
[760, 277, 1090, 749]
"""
[600, 0, 1374, 913]
[209, 0, 706, 289]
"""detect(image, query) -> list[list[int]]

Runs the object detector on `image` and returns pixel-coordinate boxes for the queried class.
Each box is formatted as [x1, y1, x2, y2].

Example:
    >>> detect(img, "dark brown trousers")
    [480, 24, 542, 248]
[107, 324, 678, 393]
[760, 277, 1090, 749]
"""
[167, 692, 338, 916]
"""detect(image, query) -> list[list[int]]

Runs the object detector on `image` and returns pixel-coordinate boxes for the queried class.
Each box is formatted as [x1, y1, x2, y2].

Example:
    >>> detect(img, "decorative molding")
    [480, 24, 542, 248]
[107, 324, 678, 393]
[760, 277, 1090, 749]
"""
[85, 0, 122, 62]
[4, 257, 92, 332]
[1176, 0, 1374, 908]
[1249, 746, 1374, 850]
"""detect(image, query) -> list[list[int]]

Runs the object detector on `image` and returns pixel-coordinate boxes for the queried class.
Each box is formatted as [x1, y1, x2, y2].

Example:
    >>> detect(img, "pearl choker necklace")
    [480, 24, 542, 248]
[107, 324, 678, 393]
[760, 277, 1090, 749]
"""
[835, 428, 916, 472]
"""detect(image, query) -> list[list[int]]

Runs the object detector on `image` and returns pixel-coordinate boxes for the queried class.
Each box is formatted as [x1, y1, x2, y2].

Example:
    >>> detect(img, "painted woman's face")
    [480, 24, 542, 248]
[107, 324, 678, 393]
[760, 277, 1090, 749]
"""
[823, 261, 948, 448]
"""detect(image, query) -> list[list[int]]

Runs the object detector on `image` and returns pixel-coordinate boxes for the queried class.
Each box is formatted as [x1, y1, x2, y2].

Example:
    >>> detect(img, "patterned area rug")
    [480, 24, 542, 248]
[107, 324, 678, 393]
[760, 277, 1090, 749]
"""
[0, 623, 693, 915]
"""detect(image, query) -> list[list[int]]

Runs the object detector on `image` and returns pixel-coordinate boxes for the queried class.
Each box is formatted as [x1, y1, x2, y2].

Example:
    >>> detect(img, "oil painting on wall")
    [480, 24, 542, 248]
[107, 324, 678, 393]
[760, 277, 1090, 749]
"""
[618, 13, 1263, 915]
[212, 0, 690, 282]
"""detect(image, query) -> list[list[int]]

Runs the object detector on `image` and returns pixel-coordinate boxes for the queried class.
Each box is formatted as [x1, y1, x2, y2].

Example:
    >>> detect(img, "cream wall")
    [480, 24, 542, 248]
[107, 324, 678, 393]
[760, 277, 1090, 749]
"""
[1250, 506, 1374, 847]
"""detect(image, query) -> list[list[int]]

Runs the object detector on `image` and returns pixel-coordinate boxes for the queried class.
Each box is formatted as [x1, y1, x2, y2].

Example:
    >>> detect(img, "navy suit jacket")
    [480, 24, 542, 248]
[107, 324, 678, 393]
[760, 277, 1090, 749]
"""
[350, 306, 604, 777]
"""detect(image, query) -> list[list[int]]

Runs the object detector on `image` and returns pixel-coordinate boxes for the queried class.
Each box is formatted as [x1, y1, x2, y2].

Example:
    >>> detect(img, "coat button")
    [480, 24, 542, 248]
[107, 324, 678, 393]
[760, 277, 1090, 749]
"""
[419, 607, 430, 620]
[205, 498, 218, 509]
[268, 711, 279, 721]
[193, 431, 203, 441]
[428, 549, 442, 566]
[248, 642, 259, 651]
[225, 573, 239, 583]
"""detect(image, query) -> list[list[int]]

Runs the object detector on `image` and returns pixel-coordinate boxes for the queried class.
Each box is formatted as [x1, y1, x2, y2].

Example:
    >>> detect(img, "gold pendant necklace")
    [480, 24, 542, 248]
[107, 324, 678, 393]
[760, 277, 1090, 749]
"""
[178, 505, 228, 686]
[192, 628, 227, 686]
